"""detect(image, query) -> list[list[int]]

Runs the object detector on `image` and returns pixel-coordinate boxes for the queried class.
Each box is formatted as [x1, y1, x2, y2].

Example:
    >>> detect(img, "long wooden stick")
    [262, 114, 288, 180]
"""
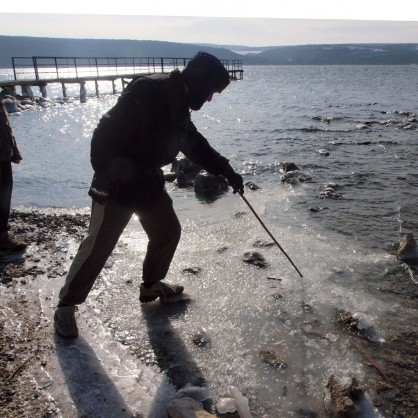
[355, 345, 392, 383]
[6, 355, 33, 382]
[239, 192, 303, 278]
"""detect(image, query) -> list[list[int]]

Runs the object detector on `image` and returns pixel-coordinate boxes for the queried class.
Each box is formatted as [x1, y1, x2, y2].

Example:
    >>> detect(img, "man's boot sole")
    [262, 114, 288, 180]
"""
[139, 292, 189, 303]
[139, 295, 159, 303]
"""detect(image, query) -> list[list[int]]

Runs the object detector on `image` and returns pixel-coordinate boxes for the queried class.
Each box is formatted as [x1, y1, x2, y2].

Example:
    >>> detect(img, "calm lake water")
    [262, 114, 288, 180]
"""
[4, 65, 418, 248]
[2, 65, 418, 416]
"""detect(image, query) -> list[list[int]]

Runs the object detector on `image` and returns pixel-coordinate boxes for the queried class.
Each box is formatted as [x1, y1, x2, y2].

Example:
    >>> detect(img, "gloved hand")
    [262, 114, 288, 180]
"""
[223, 165, 244, 195]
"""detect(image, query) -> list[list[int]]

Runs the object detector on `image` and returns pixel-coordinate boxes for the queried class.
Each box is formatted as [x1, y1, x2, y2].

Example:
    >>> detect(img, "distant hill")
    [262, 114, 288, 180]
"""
[0, 36, 417, 67]
[0, 36, 241, 68]
[243, 43, 418, 65]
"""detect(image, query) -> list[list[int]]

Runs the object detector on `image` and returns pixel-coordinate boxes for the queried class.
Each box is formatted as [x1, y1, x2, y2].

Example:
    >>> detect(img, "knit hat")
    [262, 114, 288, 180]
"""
[180, 51, 230, 111]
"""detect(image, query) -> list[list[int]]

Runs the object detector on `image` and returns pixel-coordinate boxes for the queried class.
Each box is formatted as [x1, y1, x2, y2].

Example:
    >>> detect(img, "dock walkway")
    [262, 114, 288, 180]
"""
[0, 56, 244, 99]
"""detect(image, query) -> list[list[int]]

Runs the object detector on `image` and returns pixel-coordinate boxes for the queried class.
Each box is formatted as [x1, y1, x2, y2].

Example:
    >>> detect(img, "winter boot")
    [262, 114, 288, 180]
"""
[139, 281, 184, 303]
[54, 305, 79, 338]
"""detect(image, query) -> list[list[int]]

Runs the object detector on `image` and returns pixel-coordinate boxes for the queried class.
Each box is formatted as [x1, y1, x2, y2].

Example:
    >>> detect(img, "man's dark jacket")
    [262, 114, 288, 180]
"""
[89, 70, 230, 209]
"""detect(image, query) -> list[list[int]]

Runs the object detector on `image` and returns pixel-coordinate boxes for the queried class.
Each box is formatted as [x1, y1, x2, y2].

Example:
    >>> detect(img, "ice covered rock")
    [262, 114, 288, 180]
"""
[281, 162, 300, 172]
[323, 375, 365, 418]
[336, 310, 360, 330]
[356, 124, 370, 130]
[194, 171, 229, 195]
[397, 233, 418, 266]
[259, 348, 287, 368]
[227, 386, 253, 418]
[242, 251, 268, 268]
[352, 312, 374, 331]
[335, 310, 382, 341]
[175, 171, 192, 188]
[2, 98, 21, 113]
[320, 183, 343, 199]
[172, 156, 202, 177]
[352, 312, 382, 341]
[183, 267, 202, 275]
[216, 397, 237, 414]
[37, 97, 52, 106]
[164, 172, 178, 182]
[280, 170, 312, 184]
[318, 148, 330, 156]
[244, 181, 260, 190]
[252, 239, 274, 248]
[191, 328, 211, 348]
[169, 157, 203, 187]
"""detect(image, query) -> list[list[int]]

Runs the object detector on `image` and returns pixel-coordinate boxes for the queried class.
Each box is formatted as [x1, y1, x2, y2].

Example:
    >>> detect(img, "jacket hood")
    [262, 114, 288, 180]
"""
[180, 51, 230, 111]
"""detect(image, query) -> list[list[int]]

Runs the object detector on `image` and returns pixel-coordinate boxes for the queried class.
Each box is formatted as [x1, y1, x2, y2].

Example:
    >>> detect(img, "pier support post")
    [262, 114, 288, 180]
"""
[80, 81, 87, 103]
[40, 84, 47, 98]
[112, 80, 117, 95]
[61, 83, 67, 98]
[21, 85, 34, 97]
[95, 80, 99, 98]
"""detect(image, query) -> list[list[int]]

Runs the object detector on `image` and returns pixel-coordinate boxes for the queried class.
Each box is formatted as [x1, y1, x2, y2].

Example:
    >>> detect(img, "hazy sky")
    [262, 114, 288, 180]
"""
[1, 1, 418, 46]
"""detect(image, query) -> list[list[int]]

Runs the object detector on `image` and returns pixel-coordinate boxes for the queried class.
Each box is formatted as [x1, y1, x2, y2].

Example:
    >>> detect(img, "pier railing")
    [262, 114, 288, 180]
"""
[1, 56, 243, 99]
[11, 56, 244, 81]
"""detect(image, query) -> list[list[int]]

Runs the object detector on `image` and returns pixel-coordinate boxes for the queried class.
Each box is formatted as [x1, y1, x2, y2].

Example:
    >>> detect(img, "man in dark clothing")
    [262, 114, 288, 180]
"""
[0, 99, 26, 251]
[54, 52, 244, 339]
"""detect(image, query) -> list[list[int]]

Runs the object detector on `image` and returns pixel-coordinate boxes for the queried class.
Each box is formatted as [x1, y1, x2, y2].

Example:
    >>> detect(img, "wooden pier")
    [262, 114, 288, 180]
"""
[0, 56, 244, 100]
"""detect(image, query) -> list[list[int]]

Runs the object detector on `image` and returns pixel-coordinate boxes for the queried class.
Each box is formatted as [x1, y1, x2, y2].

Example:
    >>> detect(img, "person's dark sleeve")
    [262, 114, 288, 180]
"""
[11, 137, 22, 162]
[0, 102, 22, 162]
[179, 121, 230, 175]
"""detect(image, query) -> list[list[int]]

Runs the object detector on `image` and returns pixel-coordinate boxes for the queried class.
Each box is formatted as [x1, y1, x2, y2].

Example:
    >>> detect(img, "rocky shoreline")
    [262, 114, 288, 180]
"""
[0, 209, 89, 417]
[1, 93, 75, 115]
[1, 208, 417, 417]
